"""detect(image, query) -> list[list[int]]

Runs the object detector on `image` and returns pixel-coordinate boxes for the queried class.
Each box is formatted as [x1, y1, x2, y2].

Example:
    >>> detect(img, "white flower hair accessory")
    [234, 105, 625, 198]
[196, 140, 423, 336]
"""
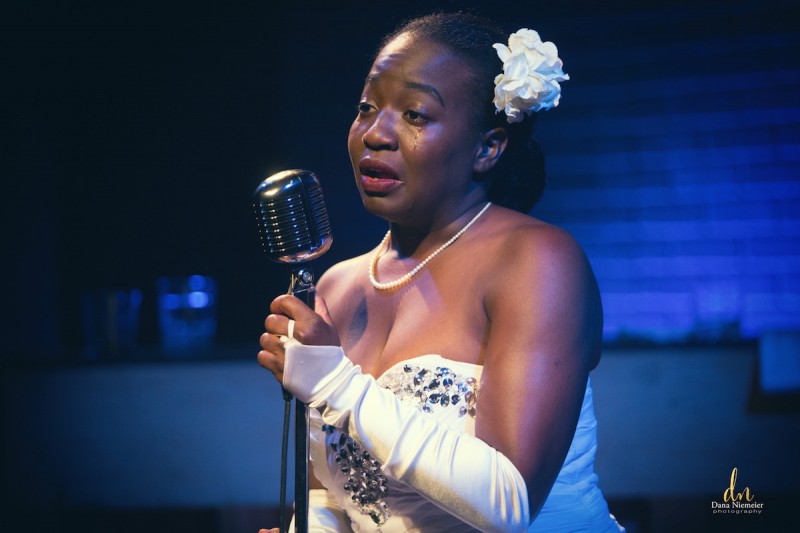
[492, 28, 570, 123]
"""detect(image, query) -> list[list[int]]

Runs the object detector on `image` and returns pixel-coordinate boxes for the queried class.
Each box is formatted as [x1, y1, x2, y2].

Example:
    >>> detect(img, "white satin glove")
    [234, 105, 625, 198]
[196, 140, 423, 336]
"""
[288, 489, 353, 533]
[283, 342, 531, 533]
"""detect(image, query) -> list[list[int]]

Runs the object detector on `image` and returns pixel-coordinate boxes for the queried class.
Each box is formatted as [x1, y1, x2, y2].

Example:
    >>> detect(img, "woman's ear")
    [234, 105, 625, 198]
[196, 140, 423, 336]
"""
[473, 127, 508, 174]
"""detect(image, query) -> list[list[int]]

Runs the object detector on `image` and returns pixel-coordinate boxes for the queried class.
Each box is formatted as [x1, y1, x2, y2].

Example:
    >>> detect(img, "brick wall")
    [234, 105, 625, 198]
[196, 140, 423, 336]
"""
[532, 1, 800, 343]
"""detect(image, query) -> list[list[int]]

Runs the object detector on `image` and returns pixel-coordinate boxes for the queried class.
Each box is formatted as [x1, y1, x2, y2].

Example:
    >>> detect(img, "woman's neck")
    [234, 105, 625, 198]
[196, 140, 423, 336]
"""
[387, 198, 491, 259]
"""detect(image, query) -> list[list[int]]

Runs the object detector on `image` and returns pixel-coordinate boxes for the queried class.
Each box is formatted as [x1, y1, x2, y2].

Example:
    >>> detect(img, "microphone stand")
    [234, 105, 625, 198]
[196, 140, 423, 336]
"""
[253, 168, 332, 533]
[281, 267, 314, 533]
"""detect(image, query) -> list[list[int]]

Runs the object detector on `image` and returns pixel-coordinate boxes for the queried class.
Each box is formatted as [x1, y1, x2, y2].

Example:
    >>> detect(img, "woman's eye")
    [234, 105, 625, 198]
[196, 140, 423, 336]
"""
[356, 102, 374, 114]
[405, 109, 428, 124]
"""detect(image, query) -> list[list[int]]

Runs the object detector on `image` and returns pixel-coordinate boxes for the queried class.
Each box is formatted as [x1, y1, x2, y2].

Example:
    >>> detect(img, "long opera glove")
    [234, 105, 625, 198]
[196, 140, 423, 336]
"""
[288, 489, 353, 533]
[283, 342, 531, 533]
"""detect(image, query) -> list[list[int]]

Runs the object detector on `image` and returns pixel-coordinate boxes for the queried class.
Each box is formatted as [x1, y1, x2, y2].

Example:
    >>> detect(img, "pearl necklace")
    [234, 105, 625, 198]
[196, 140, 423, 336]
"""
[369, 202, 492, 291]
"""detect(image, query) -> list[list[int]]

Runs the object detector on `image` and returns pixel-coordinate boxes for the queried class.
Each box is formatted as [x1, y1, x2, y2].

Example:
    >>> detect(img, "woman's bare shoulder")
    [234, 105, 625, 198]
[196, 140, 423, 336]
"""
[317, 252, 372, 295]
[482, 208, 603, 367]
[484, 206, 587, 271]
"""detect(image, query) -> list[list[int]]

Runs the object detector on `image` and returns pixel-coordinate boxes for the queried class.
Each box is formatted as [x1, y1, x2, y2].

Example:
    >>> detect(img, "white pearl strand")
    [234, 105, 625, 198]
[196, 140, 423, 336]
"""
[369, 202, 492, 291]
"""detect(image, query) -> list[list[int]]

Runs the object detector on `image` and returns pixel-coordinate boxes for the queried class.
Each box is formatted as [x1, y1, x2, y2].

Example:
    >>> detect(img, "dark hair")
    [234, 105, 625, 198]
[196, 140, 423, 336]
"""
[383, 12, 547, 213]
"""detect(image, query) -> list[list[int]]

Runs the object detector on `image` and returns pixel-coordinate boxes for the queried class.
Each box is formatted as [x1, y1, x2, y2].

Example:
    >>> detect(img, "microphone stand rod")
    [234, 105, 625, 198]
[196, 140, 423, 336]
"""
[287, 267, 314, 533]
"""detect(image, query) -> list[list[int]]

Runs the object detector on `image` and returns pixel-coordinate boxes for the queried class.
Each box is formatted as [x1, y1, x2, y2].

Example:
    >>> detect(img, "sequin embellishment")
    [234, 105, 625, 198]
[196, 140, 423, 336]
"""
[380, 364, 479, 417]
[322, 423, 390, 525]
[322, 363, 480, 525]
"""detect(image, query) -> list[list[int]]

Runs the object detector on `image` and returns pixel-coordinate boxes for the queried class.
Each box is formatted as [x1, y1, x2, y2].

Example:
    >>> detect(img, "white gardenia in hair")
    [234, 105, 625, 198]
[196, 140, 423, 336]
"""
[492, 28, 570, 123]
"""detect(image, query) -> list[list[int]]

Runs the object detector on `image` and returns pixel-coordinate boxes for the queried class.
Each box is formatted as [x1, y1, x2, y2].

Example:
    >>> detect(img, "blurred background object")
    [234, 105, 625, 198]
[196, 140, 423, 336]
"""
[81, 288, 142, 360]
[157, 274, 217, 356]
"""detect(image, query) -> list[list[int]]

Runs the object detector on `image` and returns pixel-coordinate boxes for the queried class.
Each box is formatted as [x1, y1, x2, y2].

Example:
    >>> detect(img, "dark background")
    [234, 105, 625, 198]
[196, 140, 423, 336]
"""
[6, 0, 396, 358]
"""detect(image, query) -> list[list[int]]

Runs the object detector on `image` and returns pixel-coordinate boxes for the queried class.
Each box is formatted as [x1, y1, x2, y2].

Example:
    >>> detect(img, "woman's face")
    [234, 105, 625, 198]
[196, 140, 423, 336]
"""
[348, 33, 485, 227]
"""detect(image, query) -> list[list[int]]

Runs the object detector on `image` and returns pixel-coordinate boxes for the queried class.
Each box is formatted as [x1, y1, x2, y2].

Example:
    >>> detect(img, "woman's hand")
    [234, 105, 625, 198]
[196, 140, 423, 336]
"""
[258, 292, 340, 384]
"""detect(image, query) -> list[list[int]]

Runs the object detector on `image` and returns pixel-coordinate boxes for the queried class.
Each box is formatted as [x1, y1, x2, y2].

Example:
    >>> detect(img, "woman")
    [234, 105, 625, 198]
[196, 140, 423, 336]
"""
[258, 12, 624, 533]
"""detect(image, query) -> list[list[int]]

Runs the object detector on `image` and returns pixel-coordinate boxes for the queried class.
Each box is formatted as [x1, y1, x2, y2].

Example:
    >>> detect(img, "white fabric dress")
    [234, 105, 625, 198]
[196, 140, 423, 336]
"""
[307, 354, 624, 532]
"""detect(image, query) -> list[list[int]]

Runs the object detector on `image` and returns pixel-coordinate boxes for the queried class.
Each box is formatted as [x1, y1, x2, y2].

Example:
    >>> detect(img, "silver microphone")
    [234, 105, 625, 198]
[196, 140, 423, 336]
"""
[253, 169, 333, 264]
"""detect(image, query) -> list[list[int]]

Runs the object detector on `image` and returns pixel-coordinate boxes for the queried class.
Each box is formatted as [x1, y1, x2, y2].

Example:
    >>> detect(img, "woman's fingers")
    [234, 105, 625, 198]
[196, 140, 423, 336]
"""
[305, 292, 340, 346]
[258, 292, 340, 384]
[258, 329, 287, 383]
[257, 346, 284, 383]
[264, 313, 292, 337]
[269, 294, 315, 320]
[267, 293, 340, 346]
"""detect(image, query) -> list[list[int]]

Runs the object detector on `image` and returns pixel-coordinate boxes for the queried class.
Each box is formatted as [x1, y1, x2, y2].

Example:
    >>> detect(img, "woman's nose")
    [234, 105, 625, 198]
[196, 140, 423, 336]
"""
[362, 111, 398, 151]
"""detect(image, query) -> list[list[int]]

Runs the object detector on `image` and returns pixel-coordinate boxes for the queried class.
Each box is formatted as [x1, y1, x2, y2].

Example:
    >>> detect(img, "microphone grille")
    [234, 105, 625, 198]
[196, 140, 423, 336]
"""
[253, 170, 333, 263]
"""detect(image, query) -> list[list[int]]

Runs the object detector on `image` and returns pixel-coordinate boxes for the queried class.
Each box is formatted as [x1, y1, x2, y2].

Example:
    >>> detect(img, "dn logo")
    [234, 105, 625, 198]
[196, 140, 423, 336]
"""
[723, 467, 754, 502]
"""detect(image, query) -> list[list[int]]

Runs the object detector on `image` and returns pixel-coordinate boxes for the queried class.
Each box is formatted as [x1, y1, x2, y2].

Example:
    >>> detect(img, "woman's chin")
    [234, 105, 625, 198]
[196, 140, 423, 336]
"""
[359, 194, 404, 221]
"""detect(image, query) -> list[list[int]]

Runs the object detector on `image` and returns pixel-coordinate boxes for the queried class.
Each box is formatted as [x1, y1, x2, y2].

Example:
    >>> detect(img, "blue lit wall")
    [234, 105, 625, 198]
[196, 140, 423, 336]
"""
[530, 2, 800, 344]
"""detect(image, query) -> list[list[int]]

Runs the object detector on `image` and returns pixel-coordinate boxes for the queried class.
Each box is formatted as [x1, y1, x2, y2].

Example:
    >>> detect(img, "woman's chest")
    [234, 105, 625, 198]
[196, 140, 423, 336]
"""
[329, 271, 490, 377]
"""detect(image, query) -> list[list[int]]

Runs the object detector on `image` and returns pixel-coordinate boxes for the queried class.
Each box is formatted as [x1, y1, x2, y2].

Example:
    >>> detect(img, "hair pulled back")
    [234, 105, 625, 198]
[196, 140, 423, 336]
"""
[383, 12, 547, 213]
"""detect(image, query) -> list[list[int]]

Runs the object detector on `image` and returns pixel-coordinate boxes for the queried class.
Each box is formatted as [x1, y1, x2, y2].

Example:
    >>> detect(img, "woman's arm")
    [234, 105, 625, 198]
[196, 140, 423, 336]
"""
[477, 223, 603, 516]
[274, 338, 531, 532]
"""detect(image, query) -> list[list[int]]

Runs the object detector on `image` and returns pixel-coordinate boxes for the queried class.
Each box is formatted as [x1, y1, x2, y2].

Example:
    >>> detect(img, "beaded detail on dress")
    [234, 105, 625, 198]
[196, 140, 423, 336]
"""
[381, 363, 480, 417]
[321, 423, 390, 525]
[320, 361, 481, 525]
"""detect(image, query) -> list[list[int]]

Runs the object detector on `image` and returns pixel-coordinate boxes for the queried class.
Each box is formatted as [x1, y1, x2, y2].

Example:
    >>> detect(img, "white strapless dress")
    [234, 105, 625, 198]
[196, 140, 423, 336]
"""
[308, 354, 624, 532]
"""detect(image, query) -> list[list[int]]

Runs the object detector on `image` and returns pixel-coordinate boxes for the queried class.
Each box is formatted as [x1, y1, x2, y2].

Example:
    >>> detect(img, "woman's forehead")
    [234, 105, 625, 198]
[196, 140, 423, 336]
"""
[368, 34, 469, 90]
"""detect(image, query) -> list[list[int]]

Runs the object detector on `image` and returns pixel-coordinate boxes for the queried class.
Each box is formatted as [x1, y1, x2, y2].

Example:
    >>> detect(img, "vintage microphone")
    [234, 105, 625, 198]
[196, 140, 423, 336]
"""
[253, 169, 333, 533]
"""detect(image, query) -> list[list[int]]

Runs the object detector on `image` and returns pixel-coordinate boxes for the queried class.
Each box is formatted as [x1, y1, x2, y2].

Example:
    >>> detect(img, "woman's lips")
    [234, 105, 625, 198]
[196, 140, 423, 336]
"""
[359, 159, 402, 194]
[361, 174, 402, 194]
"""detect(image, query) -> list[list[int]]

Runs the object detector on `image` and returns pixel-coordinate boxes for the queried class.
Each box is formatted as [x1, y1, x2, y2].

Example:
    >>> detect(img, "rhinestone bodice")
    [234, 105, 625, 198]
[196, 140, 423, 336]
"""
[317, 360, 482, 525]
[308, 354, 610, 532]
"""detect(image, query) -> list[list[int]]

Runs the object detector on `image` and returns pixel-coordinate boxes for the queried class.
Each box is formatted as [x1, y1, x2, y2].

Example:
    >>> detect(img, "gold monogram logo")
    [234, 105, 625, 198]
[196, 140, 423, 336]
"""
[722, 467, 754, 502]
